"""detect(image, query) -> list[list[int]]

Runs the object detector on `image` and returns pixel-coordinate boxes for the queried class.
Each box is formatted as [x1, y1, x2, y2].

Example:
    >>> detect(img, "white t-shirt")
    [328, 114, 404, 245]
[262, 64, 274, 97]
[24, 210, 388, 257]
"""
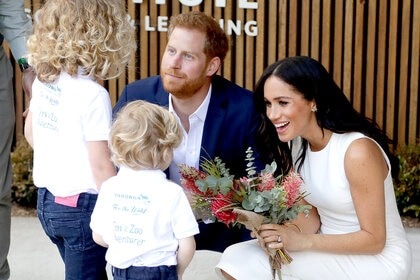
[90, 167, 199, 269]
[29, 70, 112, 196]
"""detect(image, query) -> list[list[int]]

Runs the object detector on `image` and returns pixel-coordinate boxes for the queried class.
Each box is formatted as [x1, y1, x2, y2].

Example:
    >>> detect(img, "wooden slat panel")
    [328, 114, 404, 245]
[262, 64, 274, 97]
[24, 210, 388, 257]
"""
[255, 0, 265, 83]
[375, 0, 387, 129]
[409, 0, 420, 144]
[301, 0, 311, 56]
[288, 1, 298, 56]
[203, 1, 212, 15]
[127, 0, 137, 85]
[333, 0, 344, 88]
[171, 0, 180, 17]
[25, 0, 42, 12]
[221, 1, 232, 80]
[342, 0, 354, 101]
[181, 3, 190, 14]
[118, 72, 126, 97]
[386, 0, 399, 140]
[353, 0, 365, 112]
[245, 8, 255, 90]
[148, 3, 159, 76]
[310, 0, 320, 60]
[9, 0, 418, 146]
[397, 0, 411, 143]
[267, 0, 278, 64]
[364, 0, 377, 120]
[139, 1, 149, 79]
[14, 65, 24, 140]
[108, 79, 117, 106]
[158, 4, 168, 80]
[278, 0, 288, 59]
[321, 0, 331, 71]
[234, 7, 245, 86]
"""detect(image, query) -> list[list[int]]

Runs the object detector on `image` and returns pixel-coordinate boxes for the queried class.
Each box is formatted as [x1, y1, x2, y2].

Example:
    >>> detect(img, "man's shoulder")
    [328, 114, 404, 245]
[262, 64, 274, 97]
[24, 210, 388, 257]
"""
[211, 75, 254, 106]
[114, 75, 168, 114]
[122, 75, 168, 102]
[125, 75, 162, 90]
[212, 75, 253, 95]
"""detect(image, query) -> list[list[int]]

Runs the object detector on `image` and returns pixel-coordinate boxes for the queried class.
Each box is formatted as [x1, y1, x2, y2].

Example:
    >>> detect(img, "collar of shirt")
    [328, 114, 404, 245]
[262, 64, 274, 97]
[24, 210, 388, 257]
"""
[168, 85, 212, 185]
[168, 84, 212, 122]
[117, 166, 167, 180]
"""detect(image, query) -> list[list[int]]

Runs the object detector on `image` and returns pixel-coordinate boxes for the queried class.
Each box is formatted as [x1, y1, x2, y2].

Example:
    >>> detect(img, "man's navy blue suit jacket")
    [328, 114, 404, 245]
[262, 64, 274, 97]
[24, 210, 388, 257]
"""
[114, 75, 262, 179]
[113, 75, 262, 252]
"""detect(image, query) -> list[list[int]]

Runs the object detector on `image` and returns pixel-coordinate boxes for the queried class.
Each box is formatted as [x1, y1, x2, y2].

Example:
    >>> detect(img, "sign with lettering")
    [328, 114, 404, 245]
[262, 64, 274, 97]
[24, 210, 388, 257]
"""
[132, 0, 259, 36]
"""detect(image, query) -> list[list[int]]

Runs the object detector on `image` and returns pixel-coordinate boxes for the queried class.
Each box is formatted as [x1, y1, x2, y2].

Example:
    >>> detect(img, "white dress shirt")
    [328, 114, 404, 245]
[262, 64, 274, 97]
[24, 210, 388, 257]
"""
[168, 86, 212, 186]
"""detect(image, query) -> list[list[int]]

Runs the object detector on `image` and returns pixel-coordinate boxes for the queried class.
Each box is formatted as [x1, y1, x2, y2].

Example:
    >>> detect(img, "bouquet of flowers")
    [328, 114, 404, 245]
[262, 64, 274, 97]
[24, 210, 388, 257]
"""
[179, 147, 311, 280]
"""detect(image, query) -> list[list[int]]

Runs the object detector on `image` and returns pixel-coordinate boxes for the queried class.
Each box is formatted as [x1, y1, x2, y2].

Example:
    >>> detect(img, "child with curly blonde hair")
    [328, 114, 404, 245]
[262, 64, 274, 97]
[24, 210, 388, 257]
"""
[24, 0, 136, 279]
[91, 101, 199, 280]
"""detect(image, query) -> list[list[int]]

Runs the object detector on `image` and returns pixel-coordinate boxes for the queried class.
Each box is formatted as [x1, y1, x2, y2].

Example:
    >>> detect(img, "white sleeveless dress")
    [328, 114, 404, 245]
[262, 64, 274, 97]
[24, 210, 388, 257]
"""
[216, 132, 412, 280]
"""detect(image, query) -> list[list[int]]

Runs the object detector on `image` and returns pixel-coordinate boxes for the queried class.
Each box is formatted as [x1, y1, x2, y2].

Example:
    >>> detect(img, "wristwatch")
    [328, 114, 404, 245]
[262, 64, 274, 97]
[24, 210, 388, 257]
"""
[18, 57, 31, 72]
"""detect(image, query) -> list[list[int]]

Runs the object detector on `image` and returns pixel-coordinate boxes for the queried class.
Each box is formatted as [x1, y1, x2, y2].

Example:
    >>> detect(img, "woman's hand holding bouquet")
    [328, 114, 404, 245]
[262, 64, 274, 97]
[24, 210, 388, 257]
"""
[179, 148, 311, 279]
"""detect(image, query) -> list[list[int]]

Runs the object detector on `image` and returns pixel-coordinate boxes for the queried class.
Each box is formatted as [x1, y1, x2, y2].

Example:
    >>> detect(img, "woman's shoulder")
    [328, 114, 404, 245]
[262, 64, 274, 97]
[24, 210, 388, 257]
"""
[346, 137, 381, 158]
[333, 132, 381, 153]
[331, 132, 371, 152]
[328, 132, 382, 164]
[332, 132, 366, 142]
[343, 134, 389, 176]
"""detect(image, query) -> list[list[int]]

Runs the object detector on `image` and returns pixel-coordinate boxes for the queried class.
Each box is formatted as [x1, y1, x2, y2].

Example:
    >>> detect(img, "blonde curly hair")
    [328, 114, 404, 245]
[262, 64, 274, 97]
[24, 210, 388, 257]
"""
[28, 0, 137, 83]
[110, 101, 183, 171]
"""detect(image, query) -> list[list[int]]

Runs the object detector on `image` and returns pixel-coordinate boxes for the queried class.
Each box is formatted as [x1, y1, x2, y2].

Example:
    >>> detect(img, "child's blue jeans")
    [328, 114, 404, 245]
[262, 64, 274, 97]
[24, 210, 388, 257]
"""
[112, 265, 177, 280]
[37, 188, 108, 280]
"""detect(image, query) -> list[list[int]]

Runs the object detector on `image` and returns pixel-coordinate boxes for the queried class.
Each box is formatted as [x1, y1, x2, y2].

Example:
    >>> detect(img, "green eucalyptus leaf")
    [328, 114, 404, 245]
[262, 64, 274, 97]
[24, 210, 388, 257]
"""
[195, 180, 208, 193]
[205, 175, 218, 188]
[219, 177, 233, 195]
[219, 177, 233, 188]
[242, 198, 254, 210]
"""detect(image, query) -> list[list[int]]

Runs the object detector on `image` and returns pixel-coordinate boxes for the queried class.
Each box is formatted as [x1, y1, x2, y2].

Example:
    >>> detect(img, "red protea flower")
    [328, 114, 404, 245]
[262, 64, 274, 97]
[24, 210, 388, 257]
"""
[257, 172, 276, 192]
[210, 193, 238, 226]
[178, 164, 208, 196]
[282, 172, 303, 207]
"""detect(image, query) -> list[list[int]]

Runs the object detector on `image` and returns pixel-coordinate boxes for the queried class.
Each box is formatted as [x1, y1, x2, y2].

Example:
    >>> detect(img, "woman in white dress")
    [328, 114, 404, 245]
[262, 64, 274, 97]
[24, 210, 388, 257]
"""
[216, 56, 412, 280]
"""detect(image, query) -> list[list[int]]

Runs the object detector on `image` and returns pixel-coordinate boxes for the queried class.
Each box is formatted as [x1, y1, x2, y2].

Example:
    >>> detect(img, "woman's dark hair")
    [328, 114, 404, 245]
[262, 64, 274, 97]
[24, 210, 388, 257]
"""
[255, 113, 294, 177]
[254, 56, 398, 178]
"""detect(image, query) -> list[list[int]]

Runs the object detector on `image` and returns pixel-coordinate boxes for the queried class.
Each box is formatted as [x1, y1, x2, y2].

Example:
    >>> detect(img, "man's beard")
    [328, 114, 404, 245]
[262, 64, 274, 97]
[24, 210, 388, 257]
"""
[161, 68, 208, 99]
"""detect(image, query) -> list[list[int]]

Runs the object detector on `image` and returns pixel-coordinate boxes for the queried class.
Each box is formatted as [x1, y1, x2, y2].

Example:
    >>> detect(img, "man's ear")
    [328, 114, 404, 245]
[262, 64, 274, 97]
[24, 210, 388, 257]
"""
[206, 57, 221, 76]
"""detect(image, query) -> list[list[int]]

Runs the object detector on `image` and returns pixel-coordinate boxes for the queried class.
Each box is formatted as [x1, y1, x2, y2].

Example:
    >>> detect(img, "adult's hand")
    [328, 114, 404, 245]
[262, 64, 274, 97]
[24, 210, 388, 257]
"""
[22, 67, 36, 117]
[257, 223, 310, 252]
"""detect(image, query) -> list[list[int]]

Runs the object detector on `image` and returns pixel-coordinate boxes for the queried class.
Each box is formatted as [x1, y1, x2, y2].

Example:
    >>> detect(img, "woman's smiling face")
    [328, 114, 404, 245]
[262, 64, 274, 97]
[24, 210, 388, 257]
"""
[264, 76, 317, 142]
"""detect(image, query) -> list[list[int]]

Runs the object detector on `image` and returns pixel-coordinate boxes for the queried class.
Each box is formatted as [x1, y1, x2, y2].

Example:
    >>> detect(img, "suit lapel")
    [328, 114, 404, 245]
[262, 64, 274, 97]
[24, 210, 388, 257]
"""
[200, 83, 227, 162]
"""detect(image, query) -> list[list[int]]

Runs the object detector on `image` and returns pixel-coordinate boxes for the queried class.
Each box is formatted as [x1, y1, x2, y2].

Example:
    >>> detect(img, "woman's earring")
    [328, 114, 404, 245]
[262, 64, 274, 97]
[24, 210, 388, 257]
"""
[311, 107, 318, 112]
